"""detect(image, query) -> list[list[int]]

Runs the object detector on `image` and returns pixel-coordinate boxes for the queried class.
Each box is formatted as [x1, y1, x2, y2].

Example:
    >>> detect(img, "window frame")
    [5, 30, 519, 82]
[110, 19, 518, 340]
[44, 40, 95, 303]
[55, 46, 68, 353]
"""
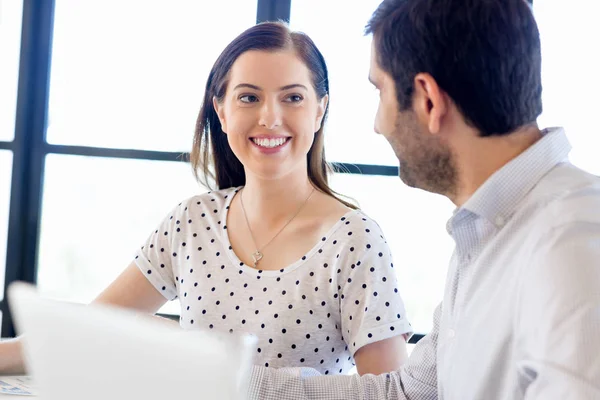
[1, 0, 423, 344]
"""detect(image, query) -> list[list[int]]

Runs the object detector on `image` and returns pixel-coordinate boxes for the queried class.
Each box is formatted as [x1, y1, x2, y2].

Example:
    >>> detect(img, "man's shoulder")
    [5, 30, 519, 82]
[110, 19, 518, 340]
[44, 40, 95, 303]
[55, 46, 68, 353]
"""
[516, 163, 600, 294]
[525, 162, 600, 228]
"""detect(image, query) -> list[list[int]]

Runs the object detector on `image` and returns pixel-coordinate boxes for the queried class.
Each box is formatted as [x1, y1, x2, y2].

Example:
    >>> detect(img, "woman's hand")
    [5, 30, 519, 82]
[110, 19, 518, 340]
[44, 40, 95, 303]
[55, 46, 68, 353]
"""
[0, 337, 27, 375]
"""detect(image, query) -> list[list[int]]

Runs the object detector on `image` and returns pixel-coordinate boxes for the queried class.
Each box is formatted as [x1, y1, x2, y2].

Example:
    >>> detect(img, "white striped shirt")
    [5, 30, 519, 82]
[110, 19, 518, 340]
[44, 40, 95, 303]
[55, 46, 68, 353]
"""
[247, 127, 600, 399]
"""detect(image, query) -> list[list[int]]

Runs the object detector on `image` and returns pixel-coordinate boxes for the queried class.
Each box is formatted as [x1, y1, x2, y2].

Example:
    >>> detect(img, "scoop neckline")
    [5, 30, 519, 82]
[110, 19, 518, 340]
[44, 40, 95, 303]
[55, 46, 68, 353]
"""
[220, 186, 359, 277]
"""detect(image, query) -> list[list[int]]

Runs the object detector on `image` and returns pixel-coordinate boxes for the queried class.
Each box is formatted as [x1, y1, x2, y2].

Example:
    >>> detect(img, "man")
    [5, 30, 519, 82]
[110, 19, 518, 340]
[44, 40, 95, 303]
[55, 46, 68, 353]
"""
[247, 0, 600, 398]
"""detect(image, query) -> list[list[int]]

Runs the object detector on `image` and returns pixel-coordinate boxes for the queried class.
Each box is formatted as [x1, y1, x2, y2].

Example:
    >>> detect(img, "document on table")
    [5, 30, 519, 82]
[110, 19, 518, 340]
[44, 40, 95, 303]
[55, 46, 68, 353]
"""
[0, 376, 37, 396]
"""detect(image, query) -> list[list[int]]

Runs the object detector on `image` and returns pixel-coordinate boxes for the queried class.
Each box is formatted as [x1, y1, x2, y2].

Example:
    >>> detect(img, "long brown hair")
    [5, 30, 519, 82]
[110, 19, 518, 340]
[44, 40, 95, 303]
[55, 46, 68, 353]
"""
[190, 21, 356, 209]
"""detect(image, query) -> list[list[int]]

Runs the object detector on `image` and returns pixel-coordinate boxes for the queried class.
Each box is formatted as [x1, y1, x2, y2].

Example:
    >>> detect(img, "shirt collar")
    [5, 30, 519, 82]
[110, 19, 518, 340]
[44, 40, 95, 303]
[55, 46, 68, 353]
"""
[457, 127, 571, 228]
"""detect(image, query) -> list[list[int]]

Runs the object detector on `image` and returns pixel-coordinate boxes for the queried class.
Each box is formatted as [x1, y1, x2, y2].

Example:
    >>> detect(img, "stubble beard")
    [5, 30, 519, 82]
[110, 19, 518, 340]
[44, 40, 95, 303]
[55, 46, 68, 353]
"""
[393, 115, 458, 198]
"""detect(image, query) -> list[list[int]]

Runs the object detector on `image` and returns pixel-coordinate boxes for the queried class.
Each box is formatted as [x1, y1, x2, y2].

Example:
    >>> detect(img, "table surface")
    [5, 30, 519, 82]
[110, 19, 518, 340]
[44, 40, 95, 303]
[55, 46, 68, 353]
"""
[0, 375, 37, 397]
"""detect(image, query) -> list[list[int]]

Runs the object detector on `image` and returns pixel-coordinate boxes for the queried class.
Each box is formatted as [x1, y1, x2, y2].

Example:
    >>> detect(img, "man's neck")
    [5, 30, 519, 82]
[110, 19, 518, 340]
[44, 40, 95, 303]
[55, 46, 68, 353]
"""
[451, 125, 543, 207]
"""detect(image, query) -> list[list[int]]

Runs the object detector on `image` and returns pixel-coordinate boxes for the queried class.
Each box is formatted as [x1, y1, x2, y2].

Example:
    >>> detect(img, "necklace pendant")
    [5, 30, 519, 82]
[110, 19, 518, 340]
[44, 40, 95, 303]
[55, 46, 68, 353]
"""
[251, 251, 263, 267]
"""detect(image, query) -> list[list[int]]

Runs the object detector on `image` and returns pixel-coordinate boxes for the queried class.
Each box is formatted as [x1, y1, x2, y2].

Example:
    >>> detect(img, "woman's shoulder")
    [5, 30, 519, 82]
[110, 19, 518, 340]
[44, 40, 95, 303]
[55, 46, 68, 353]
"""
[316, 209, 394, 278]
[177, 186, 240, 209]
[343, 209, 388, 239]
[316, 193, 386, 235]
[315, 208, 390, 257]
[157, 187, 240, 224]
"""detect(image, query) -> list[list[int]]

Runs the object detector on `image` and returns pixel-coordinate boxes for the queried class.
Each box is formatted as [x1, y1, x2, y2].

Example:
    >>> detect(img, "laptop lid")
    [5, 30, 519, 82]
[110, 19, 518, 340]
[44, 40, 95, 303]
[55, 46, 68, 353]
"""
[8, 282, 256, 400]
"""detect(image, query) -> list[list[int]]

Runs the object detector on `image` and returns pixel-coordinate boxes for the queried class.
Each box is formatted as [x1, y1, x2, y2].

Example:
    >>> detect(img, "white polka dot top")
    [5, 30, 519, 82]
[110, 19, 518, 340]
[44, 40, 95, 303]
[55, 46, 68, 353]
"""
[135, 186, 412, 375]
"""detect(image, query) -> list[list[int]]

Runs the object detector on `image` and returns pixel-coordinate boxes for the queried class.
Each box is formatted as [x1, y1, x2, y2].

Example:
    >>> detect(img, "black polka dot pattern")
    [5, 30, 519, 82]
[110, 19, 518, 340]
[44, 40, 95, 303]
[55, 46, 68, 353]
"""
[133, 187, 412, 375]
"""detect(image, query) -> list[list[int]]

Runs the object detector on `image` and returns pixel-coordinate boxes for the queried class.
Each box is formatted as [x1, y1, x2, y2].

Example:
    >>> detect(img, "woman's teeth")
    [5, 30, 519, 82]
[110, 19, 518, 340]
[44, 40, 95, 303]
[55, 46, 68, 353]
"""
[252, 137, 288, 148]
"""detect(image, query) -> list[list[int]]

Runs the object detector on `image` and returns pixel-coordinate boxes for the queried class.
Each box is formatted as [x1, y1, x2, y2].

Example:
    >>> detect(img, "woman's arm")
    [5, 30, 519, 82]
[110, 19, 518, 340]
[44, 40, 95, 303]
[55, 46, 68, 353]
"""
[93, 262, 168, 312]
[354, 336, 408, 376]
[338, 217, 413, 376]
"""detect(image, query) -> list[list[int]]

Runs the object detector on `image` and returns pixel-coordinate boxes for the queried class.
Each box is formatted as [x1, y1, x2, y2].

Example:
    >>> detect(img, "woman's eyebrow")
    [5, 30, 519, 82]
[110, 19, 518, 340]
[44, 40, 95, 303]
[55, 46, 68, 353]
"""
[232, 83, 309, 91]
[279, 84, 308, 91]
[233, 83, 262, 91]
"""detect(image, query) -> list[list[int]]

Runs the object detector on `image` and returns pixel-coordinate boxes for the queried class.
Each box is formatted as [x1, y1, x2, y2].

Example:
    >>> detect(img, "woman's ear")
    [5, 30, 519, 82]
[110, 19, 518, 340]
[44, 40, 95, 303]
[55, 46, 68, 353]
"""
[314, 94, 329, 132]
[213, 97, 227, 133]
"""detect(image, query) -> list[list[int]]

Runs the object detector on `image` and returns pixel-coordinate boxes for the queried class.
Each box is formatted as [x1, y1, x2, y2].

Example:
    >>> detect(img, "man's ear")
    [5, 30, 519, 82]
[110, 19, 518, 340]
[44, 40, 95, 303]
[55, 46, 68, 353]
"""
[314, 94, 329, 132]
[412, 73, 447, 135]
[213, 97, 227, 133]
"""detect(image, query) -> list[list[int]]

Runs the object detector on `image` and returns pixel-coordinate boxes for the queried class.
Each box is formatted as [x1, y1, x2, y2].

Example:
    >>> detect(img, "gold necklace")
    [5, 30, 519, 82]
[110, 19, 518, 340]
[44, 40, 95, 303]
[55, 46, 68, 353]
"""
[239, 187, 316, 268]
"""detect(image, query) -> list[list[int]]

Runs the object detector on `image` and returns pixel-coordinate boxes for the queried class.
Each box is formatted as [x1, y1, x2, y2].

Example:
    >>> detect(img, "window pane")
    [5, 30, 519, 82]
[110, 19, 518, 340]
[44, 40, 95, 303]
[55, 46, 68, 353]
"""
[46, 1, 256, 151]
[0, 0, 23, 142]
[290, 0, 398, 166]
[0, 150, 13, 302]
[37, 155, 205, 315]
[330, 173, 455, 333]
[535, 2, 600, 175]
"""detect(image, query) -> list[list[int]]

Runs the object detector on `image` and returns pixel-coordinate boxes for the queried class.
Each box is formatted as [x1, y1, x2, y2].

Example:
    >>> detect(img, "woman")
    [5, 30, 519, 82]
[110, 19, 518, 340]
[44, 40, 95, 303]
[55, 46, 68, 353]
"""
[0, 22, 411, 376]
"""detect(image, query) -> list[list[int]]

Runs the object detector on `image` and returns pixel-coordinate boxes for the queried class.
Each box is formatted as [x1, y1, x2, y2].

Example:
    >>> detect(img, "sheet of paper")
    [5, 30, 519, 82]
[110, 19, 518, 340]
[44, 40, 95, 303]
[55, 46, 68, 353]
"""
[0, 376, 37, 396]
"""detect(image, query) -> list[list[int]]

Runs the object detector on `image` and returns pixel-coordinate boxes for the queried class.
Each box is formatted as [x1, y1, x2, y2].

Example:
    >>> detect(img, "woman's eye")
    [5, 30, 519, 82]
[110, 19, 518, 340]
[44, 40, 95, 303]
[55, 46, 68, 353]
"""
[284, 94, 304, 103]
[239, 95, 259, 103]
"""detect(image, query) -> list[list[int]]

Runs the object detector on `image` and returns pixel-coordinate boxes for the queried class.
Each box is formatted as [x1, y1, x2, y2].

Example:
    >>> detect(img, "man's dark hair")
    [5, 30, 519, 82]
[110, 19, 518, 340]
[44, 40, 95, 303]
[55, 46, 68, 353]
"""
[366, 0, 542, 136]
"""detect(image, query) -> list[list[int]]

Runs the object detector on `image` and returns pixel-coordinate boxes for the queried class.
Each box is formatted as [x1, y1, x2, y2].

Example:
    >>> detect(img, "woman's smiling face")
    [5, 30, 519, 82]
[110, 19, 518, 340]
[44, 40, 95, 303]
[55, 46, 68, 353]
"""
[213, 49, 328, 181]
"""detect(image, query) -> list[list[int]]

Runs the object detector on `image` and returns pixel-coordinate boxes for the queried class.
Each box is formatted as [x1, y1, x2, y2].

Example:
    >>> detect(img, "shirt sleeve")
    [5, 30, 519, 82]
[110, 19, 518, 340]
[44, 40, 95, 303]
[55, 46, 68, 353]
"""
[246, 304, 441, 400]
[518, 221, 600, 399]
[340, 239, 413, 356]
[133, 203, 184, 301]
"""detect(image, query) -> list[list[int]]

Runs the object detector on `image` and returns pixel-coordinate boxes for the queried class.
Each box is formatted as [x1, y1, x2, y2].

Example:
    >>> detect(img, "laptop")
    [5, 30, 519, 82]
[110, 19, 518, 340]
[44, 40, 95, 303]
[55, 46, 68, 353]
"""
[7, 282, 256, 400]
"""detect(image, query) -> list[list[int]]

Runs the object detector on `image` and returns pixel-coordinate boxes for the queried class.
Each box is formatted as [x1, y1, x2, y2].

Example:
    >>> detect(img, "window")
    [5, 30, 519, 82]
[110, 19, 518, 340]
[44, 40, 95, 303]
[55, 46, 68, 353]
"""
[0, 0, 22, 321]
[0, 151, 13, 304]
[289, 0, 398, 166]
[30, 1, 258, 317]
[535, 1, 600, 175]
[0, 0, 23, 142]
[9, 0, 596, 343]
[290, 0, 453, 333]
[330, 173, 453, 333]
[37, 155, 203, 314]
[46, 0, 256, 151]
[288, 0, 600, 334]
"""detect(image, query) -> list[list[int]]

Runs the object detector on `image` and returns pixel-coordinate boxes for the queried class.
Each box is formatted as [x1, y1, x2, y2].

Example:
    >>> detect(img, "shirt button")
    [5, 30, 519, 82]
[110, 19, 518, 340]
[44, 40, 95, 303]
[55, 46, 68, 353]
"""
[495, 216, 505, 226]
[448, 329, 455, 338]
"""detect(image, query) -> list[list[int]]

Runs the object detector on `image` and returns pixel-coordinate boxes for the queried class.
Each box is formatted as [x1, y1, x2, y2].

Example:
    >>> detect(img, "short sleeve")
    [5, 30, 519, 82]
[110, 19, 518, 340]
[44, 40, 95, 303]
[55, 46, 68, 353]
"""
[133, 203, 183, 301]
[340, 239, 412, 356]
